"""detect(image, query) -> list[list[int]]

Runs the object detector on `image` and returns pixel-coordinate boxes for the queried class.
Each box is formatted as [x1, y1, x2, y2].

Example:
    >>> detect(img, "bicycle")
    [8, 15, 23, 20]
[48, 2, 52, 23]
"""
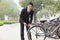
[27, 18, 60, 40]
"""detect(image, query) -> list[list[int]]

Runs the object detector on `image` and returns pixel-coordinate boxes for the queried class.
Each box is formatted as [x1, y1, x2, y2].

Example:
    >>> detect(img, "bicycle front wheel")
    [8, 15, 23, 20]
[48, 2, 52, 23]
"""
[27, 26, 46, 40]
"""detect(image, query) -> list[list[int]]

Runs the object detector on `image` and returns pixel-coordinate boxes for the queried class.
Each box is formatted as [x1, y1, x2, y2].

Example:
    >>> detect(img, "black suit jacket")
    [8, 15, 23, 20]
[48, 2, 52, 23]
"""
[19, 8, 34, 24]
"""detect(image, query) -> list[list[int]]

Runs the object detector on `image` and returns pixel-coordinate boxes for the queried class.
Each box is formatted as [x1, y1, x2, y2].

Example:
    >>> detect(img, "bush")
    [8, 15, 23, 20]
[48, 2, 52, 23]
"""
[4, 21, 16, 24]
[0, 20, 16, 26]
[0, 21, 4, 26]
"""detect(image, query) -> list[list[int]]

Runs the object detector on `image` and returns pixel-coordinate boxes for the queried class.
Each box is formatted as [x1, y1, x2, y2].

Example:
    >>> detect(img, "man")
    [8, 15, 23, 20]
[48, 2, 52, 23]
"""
[19, 3, 34, 40]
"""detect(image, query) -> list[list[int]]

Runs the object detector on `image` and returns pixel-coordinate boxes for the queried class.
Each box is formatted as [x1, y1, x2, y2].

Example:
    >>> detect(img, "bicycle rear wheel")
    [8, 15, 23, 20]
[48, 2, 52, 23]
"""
[50, 32, 59, 39]
[27, 26, 46, 40]
[47, 26, 59, 39]
[57, 27, 60, 38]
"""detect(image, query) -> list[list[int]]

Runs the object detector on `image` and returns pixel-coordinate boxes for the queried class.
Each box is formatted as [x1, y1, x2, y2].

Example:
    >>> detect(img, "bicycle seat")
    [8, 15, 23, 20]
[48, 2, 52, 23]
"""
[40, 20, 47, 23]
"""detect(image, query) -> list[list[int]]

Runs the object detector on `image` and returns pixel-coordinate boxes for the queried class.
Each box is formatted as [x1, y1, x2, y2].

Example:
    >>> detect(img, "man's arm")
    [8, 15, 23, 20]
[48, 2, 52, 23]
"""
[19, 9, 24, 24]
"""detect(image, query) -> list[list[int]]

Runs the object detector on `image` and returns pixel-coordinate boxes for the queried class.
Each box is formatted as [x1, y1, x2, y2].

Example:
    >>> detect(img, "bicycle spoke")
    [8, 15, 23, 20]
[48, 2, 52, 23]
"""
[27, 26, 46, 40]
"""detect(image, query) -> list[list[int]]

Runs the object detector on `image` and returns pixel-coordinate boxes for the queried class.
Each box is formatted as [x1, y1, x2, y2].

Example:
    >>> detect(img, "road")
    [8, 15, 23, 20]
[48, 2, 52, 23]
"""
[0, 23, 60, 40]
[0, 23, 20, 40]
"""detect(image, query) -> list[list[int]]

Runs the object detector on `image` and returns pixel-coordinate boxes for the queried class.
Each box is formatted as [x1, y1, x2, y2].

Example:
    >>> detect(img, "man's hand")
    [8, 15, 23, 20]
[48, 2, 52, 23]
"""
[28, 24, 31, 27]
[24, 22, 27, 26]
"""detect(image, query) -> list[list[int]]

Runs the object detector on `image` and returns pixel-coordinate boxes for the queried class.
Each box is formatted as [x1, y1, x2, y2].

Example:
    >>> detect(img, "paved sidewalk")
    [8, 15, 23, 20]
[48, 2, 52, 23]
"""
[0, 23, 60, 40]
[0, 23, 20, 40]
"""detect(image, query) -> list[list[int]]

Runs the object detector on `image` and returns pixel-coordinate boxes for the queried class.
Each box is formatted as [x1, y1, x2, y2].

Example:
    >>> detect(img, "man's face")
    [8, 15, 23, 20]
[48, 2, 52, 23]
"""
[27, 5, 33, 10]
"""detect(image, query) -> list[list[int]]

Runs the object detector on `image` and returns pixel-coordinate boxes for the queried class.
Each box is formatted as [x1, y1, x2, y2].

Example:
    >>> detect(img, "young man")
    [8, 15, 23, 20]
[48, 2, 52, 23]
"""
[19, 3, 34, 40]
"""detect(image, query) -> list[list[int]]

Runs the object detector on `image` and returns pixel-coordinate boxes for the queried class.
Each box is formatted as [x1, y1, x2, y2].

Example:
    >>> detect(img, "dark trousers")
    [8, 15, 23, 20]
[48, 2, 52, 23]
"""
[20, 23, 32, 40]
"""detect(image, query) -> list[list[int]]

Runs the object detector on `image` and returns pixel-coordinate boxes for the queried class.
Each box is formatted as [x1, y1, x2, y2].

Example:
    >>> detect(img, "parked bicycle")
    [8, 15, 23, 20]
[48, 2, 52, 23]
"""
[27, 17, 60, 40]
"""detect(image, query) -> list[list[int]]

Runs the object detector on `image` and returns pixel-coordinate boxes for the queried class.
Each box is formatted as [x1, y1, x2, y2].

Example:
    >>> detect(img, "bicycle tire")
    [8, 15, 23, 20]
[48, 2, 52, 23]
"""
[57, 27, 60, 38]
[27, 25, 46, 40]
[48, 27, 60, 39]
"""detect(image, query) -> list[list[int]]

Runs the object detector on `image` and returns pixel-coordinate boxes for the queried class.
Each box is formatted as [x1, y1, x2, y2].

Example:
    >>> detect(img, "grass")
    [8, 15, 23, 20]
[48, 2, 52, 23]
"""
[0, 21, 4, 26]
[0, 20, 16, 26]
[4, 21, 16, 24]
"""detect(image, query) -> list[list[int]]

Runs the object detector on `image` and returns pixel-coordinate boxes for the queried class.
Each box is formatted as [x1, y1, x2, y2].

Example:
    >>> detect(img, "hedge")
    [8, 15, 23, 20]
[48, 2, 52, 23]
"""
[0, 20, 16, 26]
[0, 21, 4, 26]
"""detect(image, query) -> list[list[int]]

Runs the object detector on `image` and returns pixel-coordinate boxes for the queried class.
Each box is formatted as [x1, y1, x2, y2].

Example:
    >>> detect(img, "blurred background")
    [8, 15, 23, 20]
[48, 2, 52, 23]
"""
[0, 0, 21, 26]
[0, 0, 60, 25]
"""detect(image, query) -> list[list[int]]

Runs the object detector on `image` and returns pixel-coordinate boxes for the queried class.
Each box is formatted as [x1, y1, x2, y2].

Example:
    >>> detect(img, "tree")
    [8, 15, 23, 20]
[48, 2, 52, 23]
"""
[7, 8, 19, 18]
[0, 0, 11, 20]
[0, 0, 19, 20]
[56, 0, 60, 11]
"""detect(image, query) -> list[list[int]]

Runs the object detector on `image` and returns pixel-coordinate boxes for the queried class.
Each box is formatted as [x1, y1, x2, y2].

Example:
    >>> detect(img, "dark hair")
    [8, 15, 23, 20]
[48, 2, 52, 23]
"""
[28, 2, 33, 6]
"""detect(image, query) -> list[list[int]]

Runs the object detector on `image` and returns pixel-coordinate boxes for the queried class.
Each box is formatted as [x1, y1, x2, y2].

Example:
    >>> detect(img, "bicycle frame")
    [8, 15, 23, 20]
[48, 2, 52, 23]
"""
[39, 21, 60, 38]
